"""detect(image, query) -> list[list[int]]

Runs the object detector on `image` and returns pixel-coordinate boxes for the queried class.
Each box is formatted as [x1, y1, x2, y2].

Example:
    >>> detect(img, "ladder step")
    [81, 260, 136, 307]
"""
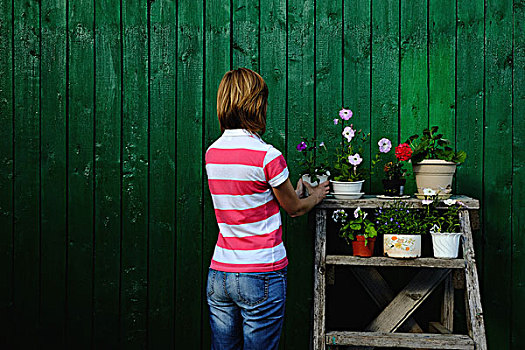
[325, 331, 474, 349]
[326, 256, 466, 269]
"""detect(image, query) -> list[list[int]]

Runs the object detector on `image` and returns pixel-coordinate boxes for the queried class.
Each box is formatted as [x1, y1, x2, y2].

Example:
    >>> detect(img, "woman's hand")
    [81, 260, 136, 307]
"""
[273, 178, 330, 217]
[304, 180, 330, 204]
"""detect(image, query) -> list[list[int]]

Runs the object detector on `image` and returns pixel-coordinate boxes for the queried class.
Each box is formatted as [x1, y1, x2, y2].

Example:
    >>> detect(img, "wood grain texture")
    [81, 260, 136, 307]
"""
[512, 2, 525, 349]
[232, 0, 259, 70]
[326, 255, 466, 268]
[371, 0, 400, 191]
[483, 0, 513, 348]
[121, 0, 148, 346]
[316, 195, 480, 209]
[313, 209, 327, 350]
[149, 0, 176, 348]
[40, 0, 67, 347]
[175, 0, 203, 348]
[285, 0, 315, 348]
[93, 0, 121, 347]
[202, 1, 230, 348]
[13, 0, 40, 346]
[0, 0, 13, 346]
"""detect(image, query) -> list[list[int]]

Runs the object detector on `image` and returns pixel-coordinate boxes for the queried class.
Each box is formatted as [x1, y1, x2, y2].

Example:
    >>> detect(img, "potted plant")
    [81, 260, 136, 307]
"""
[406, 126, 467, 199]
[375, 201, 426, 258]
[332, 207, 378, 257]
[371, 138, 412, 196]
[330, 108, 370, 198]
[421, 189, 465, 259]
[296, 138, 330, 187]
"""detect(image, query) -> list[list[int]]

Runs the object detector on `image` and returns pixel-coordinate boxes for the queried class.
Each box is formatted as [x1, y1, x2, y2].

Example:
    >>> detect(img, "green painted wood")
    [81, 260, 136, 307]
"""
[67, 0, 95, 347]
[232, 0, 259, 70]
[121, 0, 149, 347]
[202, 1, 230, 348]
[344, 0, 371, 192]
[512, 1, 525, 348]
[12, 0, 40, 346]
[93, 0, 121, 347]
[371, 0, 400, 192]
[285, 0, 315, 348]
[149, 0, 176, 348]
[400, 0, 428, 196]
[40, 0, 67, 347]
[456, 1, 484, 268]
[316, 0, 342, 166]
[0, 0, 13, 346]
[428, 0, 455, 142]
[484, 0, 513, 348]
[175, 0, 203, 348]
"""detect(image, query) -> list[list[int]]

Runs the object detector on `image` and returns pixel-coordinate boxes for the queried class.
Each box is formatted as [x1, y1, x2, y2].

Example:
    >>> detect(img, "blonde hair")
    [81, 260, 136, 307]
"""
[217, 68, 268, 134]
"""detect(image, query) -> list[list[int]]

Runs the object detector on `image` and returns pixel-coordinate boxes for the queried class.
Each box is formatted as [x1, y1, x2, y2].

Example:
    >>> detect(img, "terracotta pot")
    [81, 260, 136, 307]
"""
[383, 234, 422, 258]
[382, 178, 406, 196]
[352, 236, 376, 257]
[412, 159, 457, 198]
[330, 180, 365, 194]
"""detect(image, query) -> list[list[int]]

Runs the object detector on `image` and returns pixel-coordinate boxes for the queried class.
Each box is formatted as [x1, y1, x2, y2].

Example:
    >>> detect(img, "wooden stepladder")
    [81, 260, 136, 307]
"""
[312, 196, 487, 350]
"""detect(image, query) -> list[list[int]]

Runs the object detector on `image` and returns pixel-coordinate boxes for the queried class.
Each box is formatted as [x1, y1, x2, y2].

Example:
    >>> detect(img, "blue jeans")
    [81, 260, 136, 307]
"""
[206, 267, 287, 350]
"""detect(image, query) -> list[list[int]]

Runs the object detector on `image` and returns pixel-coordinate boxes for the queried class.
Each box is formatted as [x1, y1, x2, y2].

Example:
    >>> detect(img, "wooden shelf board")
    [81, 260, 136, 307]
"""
[326, 255, 466, 269]
[325, 331, 474, 349]
[316, 195, 480, 209]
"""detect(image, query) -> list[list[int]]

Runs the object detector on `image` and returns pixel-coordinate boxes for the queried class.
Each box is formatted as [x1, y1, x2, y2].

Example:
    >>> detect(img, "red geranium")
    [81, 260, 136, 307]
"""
[395, 143, 412, 161]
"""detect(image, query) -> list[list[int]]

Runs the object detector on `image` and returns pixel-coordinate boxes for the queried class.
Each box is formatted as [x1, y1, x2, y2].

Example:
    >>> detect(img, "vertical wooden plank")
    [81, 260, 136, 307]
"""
[400, 0, 428, 195]
[371, 0, 400, 191]
[286, 0, 315, 348]
[313, 209, 327, 350]
[344, 0, 371, 192]
[456, 0, 484, 260]
[484, 0, 513, 348]
[0, 0, 13, 346]
[428, 0, 455, 139]
[511, 1, 525, 349]
[121, 0, 149, 347]
[316, 0, 342, 164]
[93, 0, 121, 347]
[202, 1, 230, 348]
[67, 0, 95, 347]
[40, 0, 67, 347]
[149, 0, 176, 348]
[12, 0, 40, 345]
[175, 0, 203, 348]
[400, 0, 428, 141]
[232, 0, 259, 70]
[441, 274, 454, 331]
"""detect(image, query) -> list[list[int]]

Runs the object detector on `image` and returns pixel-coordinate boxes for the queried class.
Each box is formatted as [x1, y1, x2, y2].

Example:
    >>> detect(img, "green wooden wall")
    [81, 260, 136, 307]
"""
[0, 0, 523, 348]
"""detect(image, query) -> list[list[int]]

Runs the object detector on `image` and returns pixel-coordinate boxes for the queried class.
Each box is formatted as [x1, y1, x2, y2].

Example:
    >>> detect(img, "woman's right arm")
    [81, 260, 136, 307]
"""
[271, 178, 330, 217]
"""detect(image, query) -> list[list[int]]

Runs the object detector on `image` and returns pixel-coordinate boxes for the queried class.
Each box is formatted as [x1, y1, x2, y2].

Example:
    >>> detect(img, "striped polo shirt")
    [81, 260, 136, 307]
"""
[205, 128, 289, 272]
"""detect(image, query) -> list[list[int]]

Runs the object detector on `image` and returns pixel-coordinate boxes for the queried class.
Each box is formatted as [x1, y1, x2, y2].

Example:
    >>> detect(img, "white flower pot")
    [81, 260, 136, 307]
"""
[412, 159, 457, 199]
[431, 232, 462, 259]
[302, 173, 329, 187]
[383, 234, 422, 258]
[330, 180, 364, 194]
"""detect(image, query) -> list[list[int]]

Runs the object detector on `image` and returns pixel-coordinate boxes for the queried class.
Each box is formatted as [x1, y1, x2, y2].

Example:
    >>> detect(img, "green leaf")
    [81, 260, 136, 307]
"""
[350, 223, 362, 231]
[452, 150, 467, 164]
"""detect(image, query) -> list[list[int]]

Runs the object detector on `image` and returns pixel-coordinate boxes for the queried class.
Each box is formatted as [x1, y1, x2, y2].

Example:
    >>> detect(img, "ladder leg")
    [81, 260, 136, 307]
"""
[441, 273, 454, 331]
[313, 209, 327, 350]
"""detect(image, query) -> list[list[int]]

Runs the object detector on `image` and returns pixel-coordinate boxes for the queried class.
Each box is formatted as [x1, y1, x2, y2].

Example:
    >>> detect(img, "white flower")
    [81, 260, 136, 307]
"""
[363, 212, 368, 220]
[422, 199, 433, 205]
[354, 207, 361, 218]
[342, 126, 355, 142]
[378, 138, 392, 153]
[444, 199, 457, 206]
[423, 188, 436, 196]
[348, 153, 363, 166]
[319, 142, 325, 147]
[332, 209, 346, 223]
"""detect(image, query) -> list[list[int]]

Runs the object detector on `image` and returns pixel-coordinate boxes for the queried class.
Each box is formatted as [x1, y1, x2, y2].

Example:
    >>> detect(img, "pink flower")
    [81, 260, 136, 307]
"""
[342, 126, 355, 142]
[339, 108, 353, 120]
[333, 118, 339, 125]
[348, 153, 363, 166]
[378, 138, 392, 153]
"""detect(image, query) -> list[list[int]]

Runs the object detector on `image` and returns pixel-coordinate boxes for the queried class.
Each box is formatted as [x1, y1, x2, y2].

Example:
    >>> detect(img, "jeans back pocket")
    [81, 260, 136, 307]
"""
[236, 274, 269, 306]
[206, 269, 217, 297]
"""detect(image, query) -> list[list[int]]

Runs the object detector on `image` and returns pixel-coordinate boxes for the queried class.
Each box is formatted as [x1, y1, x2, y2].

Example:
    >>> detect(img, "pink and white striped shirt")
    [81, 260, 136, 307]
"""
[205, 128, 289, 272]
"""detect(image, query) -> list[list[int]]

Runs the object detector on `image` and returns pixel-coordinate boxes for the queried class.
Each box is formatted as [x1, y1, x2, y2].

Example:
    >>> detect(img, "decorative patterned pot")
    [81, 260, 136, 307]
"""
[302, 173, 329, 187]
[412, 159, 457, 199]
[383, 234, 422, 258]
[431, 232, 462, 259]
[330, 180, 365, 194]
[351, 236, 376, 257]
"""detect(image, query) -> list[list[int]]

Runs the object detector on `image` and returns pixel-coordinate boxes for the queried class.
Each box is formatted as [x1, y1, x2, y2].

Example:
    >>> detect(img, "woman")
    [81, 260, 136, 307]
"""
[205, 67, 329, 350]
